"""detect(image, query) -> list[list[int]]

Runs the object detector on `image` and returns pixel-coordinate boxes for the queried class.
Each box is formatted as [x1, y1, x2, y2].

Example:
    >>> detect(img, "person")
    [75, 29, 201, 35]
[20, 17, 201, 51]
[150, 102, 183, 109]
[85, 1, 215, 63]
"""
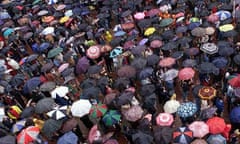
[180, 79, 192, 101]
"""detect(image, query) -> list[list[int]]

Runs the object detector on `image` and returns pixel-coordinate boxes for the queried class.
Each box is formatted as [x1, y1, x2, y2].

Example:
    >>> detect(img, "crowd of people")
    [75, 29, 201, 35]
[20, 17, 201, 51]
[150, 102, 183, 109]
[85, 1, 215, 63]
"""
[0, 0, 240, 143]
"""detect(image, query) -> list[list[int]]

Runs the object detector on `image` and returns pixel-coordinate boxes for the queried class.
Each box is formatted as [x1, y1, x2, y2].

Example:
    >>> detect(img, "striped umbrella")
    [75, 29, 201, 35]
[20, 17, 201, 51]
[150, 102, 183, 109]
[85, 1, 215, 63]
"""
[17, 126, 40, 144]
[102, 110, 121, 127]
[173, 127, 193, 144]
[89, 103, 108, 119]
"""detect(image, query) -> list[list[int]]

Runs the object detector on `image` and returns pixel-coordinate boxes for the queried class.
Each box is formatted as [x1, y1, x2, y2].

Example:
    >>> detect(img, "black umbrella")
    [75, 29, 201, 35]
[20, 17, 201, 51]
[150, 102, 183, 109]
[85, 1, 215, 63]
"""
[198, 62, 217, 74]
[140, 84, 156, 96]
[176, 26, 188, 33]
[222, 30, 238, 37]
[146, 54, 160, 66]
[10, 74, 25, 87]
[114, 77, 130, 89]
[234, 54, 240, 65]
[154, 126, 173, 144]
[182, 59, 198, 67]
[20, 106, 35, 119]
[81, 86, 101, 100]
[41, 62, 54, 73]
[131, 57, 147, 70]
[121, 10, 132, 17]
[138, 67, 154, 80]
[110, 37, 122, 47]
[41, 119, 63, 139]
[35, 98, 55, 114]
[161, 30, 175, 40]
[177, 36, 192, 45]
[218, 46, 234, 56]
[116, 91, 134, 106]
[137, 19, 152, 29]
[131, 45, 147, 56]
[87, 65, 102, 75]
[80, 78, 96, 89]
[97, 13, 110, 19]
[171, 51, 184, 60]
[161, 41, 177, 51]
[132, 130, 154, 144]
[0, 135, 16, 144]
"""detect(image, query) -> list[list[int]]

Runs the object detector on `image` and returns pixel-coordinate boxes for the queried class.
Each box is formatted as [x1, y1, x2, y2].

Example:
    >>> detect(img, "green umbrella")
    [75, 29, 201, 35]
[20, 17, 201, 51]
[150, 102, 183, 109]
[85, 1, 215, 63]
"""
[159, 18, 174, 27]
[102, 110, 121, 127]
[47, 47, 63, 58]
[89, 103, 108, 119]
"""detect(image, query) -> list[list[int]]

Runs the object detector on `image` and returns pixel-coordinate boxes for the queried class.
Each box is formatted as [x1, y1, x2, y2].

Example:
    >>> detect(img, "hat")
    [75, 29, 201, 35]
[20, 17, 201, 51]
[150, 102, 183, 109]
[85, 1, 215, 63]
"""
[7, 105, 22, 120]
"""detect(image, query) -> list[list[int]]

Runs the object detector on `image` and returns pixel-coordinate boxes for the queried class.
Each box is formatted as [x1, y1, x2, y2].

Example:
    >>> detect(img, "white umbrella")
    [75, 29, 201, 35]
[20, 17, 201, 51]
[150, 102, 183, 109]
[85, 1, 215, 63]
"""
[41, 27, 55, 35]
[200, 42, 218, 55]
[160, 69, 179, 81]
[47, 106, 68, 120]
[163, 99, 180, 113]
[71, 99, 92, 117]
[50, 86, 69, 99]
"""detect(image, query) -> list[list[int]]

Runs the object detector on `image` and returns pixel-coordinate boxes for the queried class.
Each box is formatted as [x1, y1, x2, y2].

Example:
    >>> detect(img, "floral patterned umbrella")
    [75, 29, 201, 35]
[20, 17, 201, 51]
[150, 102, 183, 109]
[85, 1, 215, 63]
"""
[177, 102, 197, 118]
[198, 86, 216, 100]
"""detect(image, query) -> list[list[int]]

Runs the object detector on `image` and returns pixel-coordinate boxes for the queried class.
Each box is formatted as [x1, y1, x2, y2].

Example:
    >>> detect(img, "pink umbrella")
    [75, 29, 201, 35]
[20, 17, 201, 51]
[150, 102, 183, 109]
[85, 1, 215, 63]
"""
[87, 45, 101, 59]
[207, 14, 219, 23]
[178, 67, 195, 80]
[134, 12, 145, 20]
[146, 9, 160, 17]
[150, 40, 163, 48]
[159, 57, 176, 67]
[188, 121, 209, 138]
[156, 113, 174, 126]
[58, 63, 69, 73]
[88, 125, 101, 144]
[123, 41, 135, 50]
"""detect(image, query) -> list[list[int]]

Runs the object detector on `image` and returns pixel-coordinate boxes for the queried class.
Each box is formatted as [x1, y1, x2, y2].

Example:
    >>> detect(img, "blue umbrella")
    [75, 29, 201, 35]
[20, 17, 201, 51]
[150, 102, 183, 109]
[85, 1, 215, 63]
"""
[212, 57, 228, 69]
[207, 134, 226, 144]
[39, 42, 51, 52]
[173, 127, 193, 144]
[3, 28, 14, 37]
[138, 67, 154, 80]
[0, 11, 11, 20]
[218, 46, 234, 56]
[114, 31, 126, 37]
[23, 77, 41, 94]
[110, 47, 123, 58]
[188, 22, 201, 30]
[177, 102, 197, 118]
[230, 106, 240, 123]
[57, 131, 78, 144]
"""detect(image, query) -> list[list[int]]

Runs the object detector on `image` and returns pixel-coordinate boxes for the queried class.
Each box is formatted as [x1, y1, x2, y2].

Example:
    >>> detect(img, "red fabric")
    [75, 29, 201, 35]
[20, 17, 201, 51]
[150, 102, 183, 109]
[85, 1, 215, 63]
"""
[212, 7, 217, 13]
[207, 117, 226, 134]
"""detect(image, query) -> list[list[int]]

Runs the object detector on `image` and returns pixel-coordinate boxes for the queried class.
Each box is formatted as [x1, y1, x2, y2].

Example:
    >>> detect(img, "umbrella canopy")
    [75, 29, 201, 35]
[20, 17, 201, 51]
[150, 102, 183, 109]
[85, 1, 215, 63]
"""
[214, 10, 231, 21]
[87, 45, 101, 59]
[47, 47, 63, 58]
[163, 99, 181, 113]
[229, 106, 240, 123]
[206, 117, 226, 134]
[50, 86, 69, 99]
[71, 99, 92, 117]
[191, 139, 207, 144]
[188, 121, 209, 138]
[138, 67, 154, 80]
[154, 126, 173, 144]
[178, 68, 195, 81]
[156, 113, 174, 126]
[198, 86, 217, 100]
[160, 18, 174, 27]
[219, 24, 234, 32]
[41, 26, 54, 35]
[182, 59, 198, 67]
[41, 62, 54, 73]
[218, 46, 234, 56]
[184, 47, 199, 56]
[146, 54, 160, 66]
[117, 65, 136, 78]
[47, 105, 68, 120]
[12, 119, 26, 133]
[199, 106, 218, 120]
[173, 127, 193, 144]
[144, 27, 156, 36]
[76, 56, 90, 74]
[110, 47, 123, 58]
[228, 76, 240, 88]
[35, 98, 55, 114]
[191, 27, 206, 37]
[131, 57, 147, 70]
[150, 39, 163, 48]
[89, 103, 108, 119]
[161, 69, 179, 81]
[207, 134, 227, 144]
[17, 126, 40, 144]
[41, 119, 63, 139]
[200, 43, 218, 55]
[212, 57, 228, 69]
[159, 57, 176, 67]
[23, 77, 41, 94]
[102, 110, 121, 127]
[57, 131, 78, 144]
[198, 62, 217, 74]
[234, 54, 240, 65]
[177, 102, 197, 118]
[134, 12, 145, 20]
[234, 88, 240, 98]
[123, 105, 144, 122]
[39, 81, 56, 92]
[0, 135, 16, 144]
[60, 118, 78, 133]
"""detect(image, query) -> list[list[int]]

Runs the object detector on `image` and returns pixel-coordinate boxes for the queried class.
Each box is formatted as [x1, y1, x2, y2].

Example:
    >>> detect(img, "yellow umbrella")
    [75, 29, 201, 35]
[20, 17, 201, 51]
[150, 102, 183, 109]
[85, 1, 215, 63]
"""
[59, 16, 69, 24]
[144, 27, 156, 36]
[219, 24, 234, 32]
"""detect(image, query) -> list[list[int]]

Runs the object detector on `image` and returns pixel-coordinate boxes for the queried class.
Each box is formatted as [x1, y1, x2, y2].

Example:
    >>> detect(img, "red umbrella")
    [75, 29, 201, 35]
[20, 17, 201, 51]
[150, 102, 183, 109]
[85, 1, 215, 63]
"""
[89, 103, 108, 119]
[228, 76, 240, 88]
[17, 126, 40, 144]
[156, 113, 174, 126]
[198, 86, 216, 100]
[178, 67, 195, 80]
[206, 117, 226, 134]
[87, 45, 101, 59]
[159, 57, 176, 67]
[150, 40, 163, 48]
[188, 121, 209, 138]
